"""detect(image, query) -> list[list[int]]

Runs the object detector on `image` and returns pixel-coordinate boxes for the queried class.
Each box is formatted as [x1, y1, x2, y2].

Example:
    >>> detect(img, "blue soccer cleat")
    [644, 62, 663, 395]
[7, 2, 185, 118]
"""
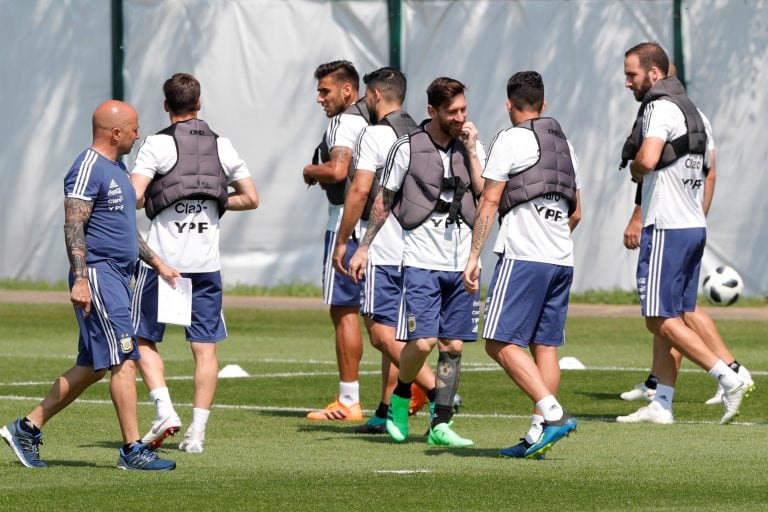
[524, 412, 577, 459]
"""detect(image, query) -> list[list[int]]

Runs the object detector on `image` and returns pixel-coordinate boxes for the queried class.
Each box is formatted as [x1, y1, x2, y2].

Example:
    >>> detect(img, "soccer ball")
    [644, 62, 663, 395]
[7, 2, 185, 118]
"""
[702, 266, 744, 306]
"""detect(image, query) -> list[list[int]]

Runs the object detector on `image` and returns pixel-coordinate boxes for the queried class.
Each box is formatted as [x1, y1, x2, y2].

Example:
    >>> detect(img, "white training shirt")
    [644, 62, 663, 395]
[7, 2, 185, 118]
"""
[132, 132, 251, 272]
[640, 100, 713, 229]
[354, 125, 404, 266]
[382, 134, 486, 272]
[324, 111, 370, 233]
[484, 126, 581, 266]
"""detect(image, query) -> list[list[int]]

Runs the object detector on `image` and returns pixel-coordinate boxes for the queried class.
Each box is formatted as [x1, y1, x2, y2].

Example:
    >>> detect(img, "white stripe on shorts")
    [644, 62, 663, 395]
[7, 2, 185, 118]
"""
[323, 231, 336, 304]
[647, 228, 665, 317]
[483, 258, 514, 341]
[88, 267, 121, 367]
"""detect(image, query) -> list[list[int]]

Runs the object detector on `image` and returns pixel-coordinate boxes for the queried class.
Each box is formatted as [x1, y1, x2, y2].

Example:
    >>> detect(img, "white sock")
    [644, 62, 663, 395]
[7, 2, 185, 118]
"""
[148, 387, 176, 419]
[525, 414, 544, 444]
[190, 407, 210, 433]
[708, 359, 741, 391]
[338, 381, 360, 406]
[535, 395, 564, 422]
[653, 384, 675, 411]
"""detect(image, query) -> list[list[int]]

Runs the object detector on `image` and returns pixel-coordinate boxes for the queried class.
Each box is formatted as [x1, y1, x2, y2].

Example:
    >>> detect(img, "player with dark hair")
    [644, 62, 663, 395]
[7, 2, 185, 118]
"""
[464, 71, 581, 459]
[303, 61, 371, 421]
[616, 42, 752, 425]
[348, 77, 485, 446]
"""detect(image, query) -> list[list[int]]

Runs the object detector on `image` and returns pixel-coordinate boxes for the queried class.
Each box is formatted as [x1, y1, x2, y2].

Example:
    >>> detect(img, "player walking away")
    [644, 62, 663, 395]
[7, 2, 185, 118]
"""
[618, 67, 753, 409]
[616, 42, 753, 425]
[348, 77, 485, 447]
[463, 71, 581, 459]
[331, 67, 437, 434]
[303, 61, 370, 422]
[131, 73, 259, 453]
[0, 101, 177, 470]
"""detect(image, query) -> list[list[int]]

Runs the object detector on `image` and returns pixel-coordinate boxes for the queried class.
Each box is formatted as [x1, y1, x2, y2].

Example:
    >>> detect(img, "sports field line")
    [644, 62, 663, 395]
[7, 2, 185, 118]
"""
[0, 394, 763, 427]
[2, 365, 766, 387]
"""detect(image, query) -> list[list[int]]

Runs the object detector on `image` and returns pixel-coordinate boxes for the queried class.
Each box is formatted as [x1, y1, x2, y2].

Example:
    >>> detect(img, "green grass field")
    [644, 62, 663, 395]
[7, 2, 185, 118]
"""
[0, 303, 766, 511]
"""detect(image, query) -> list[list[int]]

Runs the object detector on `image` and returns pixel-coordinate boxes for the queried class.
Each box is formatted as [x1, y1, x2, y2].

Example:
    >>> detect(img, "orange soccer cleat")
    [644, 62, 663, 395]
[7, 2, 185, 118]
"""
[408, 384, 428, 416]
[306, 397, 363, 421]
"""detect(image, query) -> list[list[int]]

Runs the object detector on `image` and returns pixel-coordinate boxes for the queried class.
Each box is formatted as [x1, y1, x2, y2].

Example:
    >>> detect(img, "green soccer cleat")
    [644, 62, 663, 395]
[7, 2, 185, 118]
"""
[426, 421, 474, 447]
[386, 394, 410, 442]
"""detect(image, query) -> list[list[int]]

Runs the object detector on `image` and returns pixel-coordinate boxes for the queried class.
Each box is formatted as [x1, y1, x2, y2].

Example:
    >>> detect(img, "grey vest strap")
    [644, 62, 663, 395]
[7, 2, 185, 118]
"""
[355, 109, 418, 220]
[321, 99, 372, 205]
[620, 76, 707, 172]
[145, 119, 228, 220]
[499, 117, 577, 217]
[392, 128, 476, 230]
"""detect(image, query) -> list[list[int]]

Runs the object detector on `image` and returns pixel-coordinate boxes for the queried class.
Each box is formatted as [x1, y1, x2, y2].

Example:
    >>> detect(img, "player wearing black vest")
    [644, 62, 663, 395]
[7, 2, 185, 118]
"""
[303, 61, 368, 422]
[332, 67, 437, 434]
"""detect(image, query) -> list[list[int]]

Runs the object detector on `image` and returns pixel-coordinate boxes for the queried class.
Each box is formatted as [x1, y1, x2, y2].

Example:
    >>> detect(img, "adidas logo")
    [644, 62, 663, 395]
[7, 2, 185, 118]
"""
[109, 179, 119, 189]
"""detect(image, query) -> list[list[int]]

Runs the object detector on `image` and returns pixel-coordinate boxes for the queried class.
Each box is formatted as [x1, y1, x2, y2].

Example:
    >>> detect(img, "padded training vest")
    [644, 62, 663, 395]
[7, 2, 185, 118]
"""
[353, 109, 418, 220]
[499, 117, 577, 217]
[145, 119, 228, 220]
[392, 128, 477, 230]
[313, 99, 372, 205]
[620, 76, 707, 172]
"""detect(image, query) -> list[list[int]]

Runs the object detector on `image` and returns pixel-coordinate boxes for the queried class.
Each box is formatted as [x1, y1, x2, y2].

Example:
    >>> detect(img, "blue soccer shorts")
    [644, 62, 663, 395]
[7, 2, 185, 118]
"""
[361, 262, 402, 327]
[482, 257, 573, 348]
[132, 265, 227, 343]
[395, 266, 480, 342]
[322, 230, 363, 307]
[637, 225, 705, 318]
[74, 265, 139, 371]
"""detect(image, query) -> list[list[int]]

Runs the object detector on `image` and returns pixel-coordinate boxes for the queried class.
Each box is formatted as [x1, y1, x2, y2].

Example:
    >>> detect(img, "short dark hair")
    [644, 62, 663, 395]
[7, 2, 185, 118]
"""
[426, 77, 466, 109]
[163, 73, 200, 115]
[625, 42, 670, 76]
[314, 60, 360, 90]
[363, 67, 407, 104]
[506, 71, 544, 111]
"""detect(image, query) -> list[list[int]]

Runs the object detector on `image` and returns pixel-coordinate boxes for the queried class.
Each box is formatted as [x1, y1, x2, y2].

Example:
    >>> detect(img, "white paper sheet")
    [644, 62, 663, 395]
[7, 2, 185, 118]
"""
[157, 277, 192, 327]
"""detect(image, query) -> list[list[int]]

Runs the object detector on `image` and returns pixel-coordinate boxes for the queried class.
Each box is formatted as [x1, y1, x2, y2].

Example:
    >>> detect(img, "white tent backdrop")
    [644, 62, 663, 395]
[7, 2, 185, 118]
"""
[0, 0, 766, 296]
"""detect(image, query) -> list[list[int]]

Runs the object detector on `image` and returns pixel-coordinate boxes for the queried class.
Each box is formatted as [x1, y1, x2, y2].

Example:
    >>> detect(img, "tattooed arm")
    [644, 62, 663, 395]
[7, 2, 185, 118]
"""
[463, 180, 505, 294]
[64, 197, 94, 317]
[346, 187, 396, 284]
[137, 232, 181, 288]
[302, 146, 353, 186]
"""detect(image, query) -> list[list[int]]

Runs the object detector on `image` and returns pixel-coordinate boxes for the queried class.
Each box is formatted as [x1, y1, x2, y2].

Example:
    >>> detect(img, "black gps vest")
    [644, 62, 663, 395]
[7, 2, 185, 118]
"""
[498, 117, 577, 217]
[313, 99, 372, 205]
[144, 119, 228, 220]
[392, 126, 477, 230]
[619, 76, 707, 172]
[352, 109, 418, 220]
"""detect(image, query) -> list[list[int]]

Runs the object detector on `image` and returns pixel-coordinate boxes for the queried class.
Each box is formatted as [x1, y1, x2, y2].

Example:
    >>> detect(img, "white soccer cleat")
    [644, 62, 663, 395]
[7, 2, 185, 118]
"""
[179, 427, 205, 453]
[720, 377, 755, 425]
[616, 401, 673, 424]
[620, 382, 656, 401]
[141, 414, 182, 450]
[705, 384, 724, 405]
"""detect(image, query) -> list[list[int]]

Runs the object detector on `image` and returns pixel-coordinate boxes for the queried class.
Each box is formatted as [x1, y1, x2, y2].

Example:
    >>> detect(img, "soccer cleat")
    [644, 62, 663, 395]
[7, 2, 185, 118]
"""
[141, 413, 182, 450]
[500, 439, 544, 460]
[616, 401, 674, 424]
[426, 421, 473, 447]
[118, 443, 176, 471]
[385, 394, 410, 442]
[0, 419, 47, 468]
[620, 382, 656, 401]
[524, 412, 577, 459]
[178, 427, 205, 453]
[720, 378, 754, 425]
[408, 384, 427, 416]
[306, 397, 363, 421]
[705, 384, 724, 405]
[353, 415, 387, 434]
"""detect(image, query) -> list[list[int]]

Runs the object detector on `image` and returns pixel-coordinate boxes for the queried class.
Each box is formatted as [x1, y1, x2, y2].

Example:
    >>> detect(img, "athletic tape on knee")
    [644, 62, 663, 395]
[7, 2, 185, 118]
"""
[434, 351, 461, 409]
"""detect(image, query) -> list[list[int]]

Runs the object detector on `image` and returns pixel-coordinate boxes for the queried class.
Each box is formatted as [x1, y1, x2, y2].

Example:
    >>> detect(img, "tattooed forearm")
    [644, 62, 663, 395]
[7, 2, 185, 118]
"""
[63, 198, 93, 280]
[137, 232, 158, 265]
[359, 188, 395, 248]
[471, 213, 491, 255]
